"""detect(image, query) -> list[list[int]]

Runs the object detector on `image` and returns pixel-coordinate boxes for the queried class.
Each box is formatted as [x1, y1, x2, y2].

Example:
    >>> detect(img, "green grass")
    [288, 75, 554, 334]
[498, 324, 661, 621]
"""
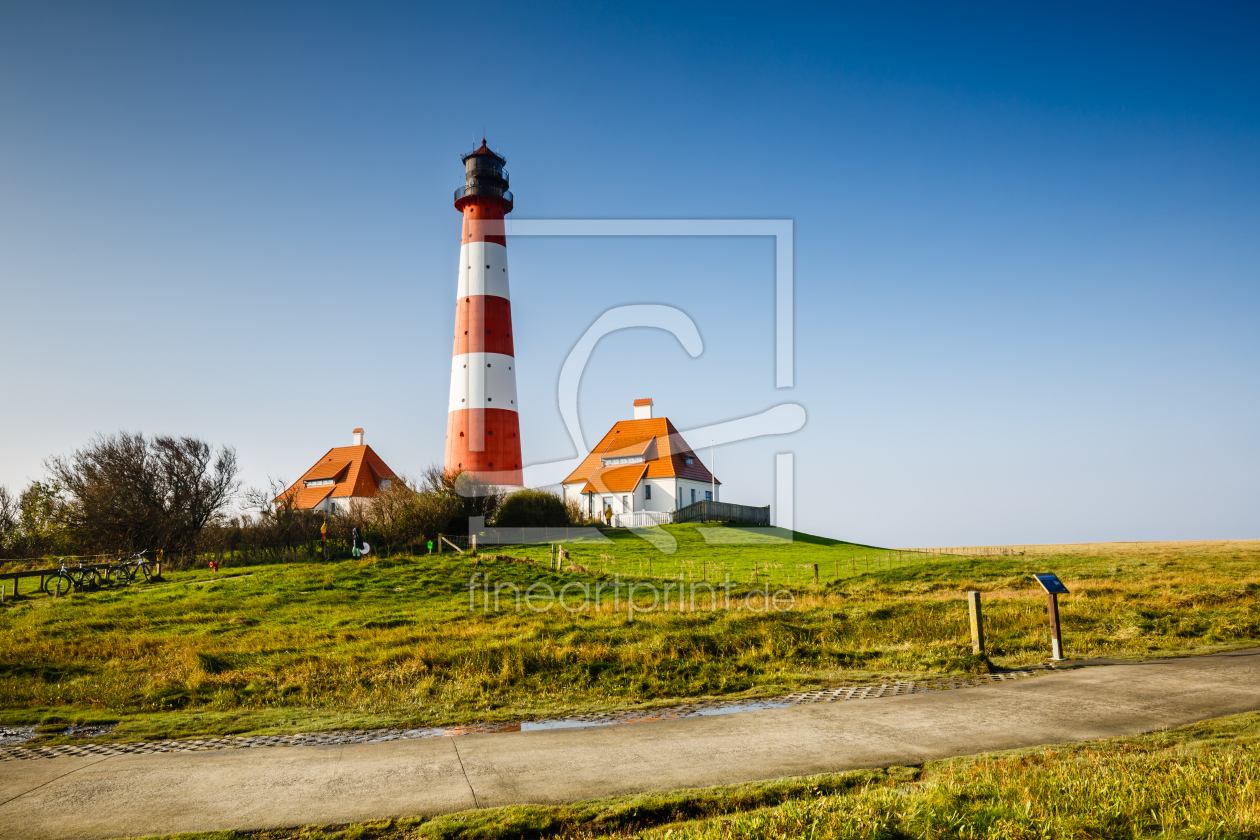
[127, 710, 1260, 840]
[1, 524, 1257, 743]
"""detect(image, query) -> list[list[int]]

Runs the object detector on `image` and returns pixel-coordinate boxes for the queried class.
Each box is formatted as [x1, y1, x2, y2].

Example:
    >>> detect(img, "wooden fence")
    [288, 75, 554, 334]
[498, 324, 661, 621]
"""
[673, 500, 772, 526]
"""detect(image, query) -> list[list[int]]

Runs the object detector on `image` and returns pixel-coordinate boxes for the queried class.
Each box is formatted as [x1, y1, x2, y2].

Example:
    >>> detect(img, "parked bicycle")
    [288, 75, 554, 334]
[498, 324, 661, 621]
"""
[43, 558, 100, 596]
[112, 550, 154, 584]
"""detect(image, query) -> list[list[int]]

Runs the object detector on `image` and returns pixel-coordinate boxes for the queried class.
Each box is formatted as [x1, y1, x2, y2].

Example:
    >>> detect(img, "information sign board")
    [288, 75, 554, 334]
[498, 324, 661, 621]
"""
[1034, 573, 1069, 595]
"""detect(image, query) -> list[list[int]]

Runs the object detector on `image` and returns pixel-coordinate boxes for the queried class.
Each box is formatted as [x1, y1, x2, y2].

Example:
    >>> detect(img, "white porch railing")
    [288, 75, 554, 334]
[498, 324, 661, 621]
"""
[611, 509, 673, 528]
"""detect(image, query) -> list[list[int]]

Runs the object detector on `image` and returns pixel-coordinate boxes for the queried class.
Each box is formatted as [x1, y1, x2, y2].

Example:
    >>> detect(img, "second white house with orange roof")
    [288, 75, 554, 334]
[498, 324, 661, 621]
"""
[276, 428, 400, 515]
[561, 398, 719, 522]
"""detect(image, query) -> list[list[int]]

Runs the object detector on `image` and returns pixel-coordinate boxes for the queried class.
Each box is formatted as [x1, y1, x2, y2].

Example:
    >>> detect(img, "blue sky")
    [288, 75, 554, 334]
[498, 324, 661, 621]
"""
[1, 1, 1257, 545]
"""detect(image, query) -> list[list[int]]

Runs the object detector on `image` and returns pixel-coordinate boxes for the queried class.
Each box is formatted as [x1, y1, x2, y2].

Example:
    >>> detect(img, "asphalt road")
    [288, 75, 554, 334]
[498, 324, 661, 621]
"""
[2, 648, 1258, 840]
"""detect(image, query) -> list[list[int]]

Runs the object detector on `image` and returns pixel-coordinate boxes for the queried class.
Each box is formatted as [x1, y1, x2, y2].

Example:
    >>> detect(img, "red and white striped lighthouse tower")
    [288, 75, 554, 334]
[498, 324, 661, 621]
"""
[444, 140, 523, 486]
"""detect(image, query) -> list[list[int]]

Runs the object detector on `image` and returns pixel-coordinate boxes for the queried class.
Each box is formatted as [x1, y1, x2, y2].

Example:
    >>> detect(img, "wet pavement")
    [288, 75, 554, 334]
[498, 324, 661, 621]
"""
[0, 667, 1055, 760]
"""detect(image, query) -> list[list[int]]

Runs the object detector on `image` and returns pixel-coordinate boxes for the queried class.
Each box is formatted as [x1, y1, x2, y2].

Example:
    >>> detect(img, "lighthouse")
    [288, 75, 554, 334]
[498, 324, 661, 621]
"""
[444, 140, 523, 486]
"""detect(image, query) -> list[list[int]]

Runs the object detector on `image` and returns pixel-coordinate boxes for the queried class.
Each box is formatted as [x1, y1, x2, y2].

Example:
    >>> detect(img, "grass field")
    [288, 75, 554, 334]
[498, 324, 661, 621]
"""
[1, 524, 1257, 743]
[134, 710, 1260, 839]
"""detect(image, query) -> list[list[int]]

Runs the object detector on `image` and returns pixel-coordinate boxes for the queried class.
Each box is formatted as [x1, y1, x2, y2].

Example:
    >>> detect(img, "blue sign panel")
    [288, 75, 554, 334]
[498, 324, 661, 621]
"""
[1034, 573, 1069, 594]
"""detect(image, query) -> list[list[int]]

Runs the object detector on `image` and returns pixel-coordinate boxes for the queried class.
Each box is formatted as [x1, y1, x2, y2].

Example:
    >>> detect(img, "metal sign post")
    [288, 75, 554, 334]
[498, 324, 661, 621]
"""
[1033, 573, 1069, 660]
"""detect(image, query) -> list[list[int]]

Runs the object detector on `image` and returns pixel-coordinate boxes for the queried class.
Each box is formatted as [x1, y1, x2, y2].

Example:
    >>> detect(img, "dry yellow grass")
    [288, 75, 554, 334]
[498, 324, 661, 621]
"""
[899, 539, 1260, 557]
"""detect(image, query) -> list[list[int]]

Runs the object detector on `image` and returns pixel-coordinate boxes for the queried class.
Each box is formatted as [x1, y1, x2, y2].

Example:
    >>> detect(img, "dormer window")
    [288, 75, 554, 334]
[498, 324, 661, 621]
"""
[601, 455, 644, 467]
[304, 478, 335, 488]
[380, 479, 392, 491]
[685, 456, 694, 465]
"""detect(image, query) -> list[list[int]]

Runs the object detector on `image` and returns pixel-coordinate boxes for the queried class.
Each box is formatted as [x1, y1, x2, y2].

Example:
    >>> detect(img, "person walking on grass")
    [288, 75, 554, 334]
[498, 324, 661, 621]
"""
[352, 526, 369, 558]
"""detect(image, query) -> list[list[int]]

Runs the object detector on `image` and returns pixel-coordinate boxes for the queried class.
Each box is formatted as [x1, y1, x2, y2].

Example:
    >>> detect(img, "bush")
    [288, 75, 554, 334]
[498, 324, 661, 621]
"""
[495, 489, 570, 528]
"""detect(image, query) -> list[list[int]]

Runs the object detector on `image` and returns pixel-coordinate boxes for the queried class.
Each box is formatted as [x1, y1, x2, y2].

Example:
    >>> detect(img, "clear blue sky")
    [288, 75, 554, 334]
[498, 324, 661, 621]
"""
[1, 1, 1257, 546]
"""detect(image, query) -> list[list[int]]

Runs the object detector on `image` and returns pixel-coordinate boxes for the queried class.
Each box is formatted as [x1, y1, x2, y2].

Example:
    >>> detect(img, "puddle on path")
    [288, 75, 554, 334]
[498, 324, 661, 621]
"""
[0, 667, 1061, 760]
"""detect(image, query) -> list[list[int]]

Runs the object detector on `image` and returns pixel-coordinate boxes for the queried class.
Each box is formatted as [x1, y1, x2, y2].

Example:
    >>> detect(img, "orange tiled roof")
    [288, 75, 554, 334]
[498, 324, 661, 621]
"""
[580, 463, 649, 495]
[305, 460, 350, 481]
[562, 418, 719, 487]
[605, 435, 656, 459]
[276, 444, 399, 509]
[633, 398, 652, 406]
[289, 485, 334, 509]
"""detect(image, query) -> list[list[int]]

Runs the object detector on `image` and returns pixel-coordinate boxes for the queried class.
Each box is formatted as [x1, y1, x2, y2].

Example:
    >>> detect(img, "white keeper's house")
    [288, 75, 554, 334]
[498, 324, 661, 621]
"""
[561, 399, 719, 525]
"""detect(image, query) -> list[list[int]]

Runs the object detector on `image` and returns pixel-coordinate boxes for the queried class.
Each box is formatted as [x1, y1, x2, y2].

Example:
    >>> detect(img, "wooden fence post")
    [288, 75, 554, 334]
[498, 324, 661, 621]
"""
[813, 564, 819, 584]
[1048, 592, 1064, 660]
[967, 591, 985, 654]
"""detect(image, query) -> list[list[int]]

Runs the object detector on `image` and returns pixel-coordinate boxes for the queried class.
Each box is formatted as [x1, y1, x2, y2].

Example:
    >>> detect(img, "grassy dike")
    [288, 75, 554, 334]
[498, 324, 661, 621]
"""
[0, 525, 1257, 742]
[134, 711, 1260, 839]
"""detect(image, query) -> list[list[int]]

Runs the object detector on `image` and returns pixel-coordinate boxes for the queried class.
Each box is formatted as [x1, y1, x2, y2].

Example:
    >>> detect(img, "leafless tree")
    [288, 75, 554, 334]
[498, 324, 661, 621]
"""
[0, 485, 20, 556]
[0, 485, 15, 542]
[240, 476, 323, 552]
[47, 432, 239, 555]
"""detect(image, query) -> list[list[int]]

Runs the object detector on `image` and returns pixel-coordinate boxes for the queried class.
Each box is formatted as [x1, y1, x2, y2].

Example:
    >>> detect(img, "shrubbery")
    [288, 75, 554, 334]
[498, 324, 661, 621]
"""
[495, 489, 570, 527]
[0, 430, 510, 564]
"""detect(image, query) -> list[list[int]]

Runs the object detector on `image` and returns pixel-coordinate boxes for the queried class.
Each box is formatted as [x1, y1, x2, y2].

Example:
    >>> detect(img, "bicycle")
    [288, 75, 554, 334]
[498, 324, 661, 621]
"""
[113, 550, 154, 584]
[43, 559, 100, 596]
[98, 556, 128, 587]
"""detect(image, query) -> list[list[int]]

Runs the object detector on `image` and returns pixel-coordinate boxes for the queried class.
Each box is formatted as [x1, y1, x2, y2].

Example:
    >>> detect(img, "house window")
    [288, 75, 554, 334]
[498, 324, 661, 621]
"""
[705, 490, 712, 501]
[381, 479, 392, 491]
[644, 484, 651, 500]
[304, 478, 335, 488]
[622, 495, 629, 511]
[691, 488, 696, 504]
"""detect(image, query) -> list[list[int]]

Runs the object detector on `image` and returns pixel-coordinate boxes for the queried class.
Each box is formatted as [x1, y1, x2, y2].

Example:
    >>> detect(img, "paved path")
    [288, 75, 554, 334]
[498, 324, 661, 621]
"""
[2, 648, 1258, 840]
[0, 667, 1058, 761]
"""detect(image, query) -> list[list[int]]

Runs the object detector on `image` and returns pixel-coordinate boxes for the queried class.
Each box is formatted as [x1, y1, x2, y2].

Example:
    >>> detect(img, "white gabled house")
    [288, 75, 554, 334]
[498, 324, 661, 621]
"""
[561, 399, 720, 524]
[275, 428, 399, 515]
